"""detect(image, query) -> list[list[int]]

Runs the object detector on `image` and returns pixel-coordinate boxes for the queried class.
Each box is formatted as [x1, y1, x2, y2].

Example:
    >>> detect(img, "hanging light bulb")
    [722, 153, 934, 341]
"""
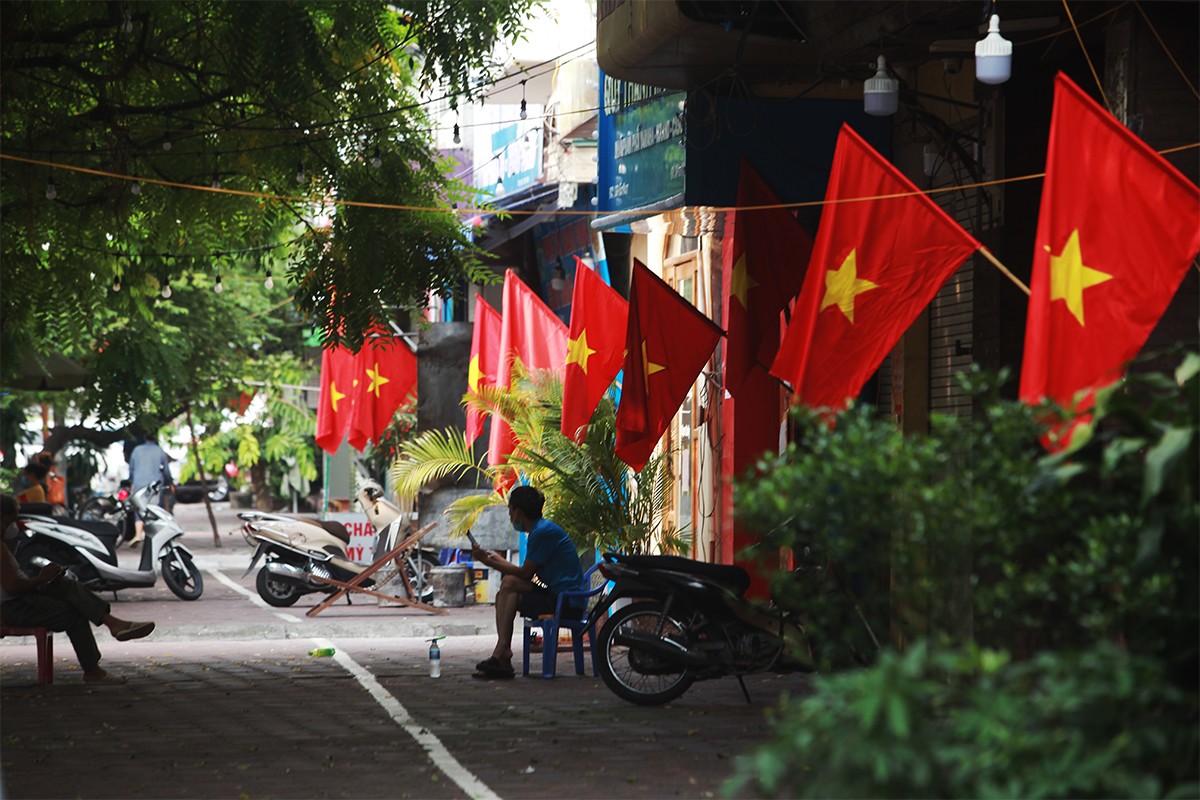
[452, 124, 461, 145]
[121, 9, 134, 34]
[211, 171, 222, 189]
[519, 79, 528, 120]
[161, 281, 172, 299]
[131, 181, 142, 195]
[863, 55, 899, 116]
[975, 14, 1012, 85]
[214, 273, 224, 293]
[264, 270, 275, 290]
[112, 275, 121, 293]
[295, 161, 306, 185]
[370, 147, 382, 169]
[495, 177, 505, 194]
[162, 139, 172, 151]
[45, 179, 57, 200]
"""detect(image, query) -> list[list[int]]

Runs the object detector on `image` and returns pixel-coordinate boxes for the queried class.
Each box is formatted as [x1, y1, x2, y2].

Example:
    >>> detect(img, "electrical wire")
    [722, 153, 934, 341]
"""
[1061, 0, 1110, 112]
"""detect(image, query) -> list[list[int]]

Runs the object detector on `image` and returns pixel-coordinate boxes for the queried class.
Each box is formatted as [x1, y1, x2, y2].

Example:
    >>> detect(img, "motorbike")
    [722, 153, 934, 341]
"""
[13, 480, 204, 601]
[239, 478, 439, 608]
[591, 552, 825, 706]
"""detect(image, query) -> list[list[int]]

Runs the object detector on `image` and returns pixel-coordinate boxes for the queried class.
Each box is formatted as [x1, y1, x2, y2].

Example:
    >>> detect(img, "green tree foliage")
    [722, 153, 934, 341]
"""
[728, 352, 1199, 798]
[1, 0, 534, 363]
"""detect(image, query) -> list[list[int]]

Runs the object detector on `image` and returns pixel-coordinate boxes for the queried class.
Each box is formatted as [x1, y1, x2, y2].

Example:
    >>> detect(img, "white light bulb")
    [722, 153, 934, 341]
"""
[131, 182, 142, 195]
[45, 181, 57, 200]
[452, 124, 461, 145]
[864, 55, 899, 117]
[214, 276, 223, 294]
[161, 284, 172, 299]
[519, 99, 528, 120]
[264, 273, 275, 290]
[975, 14, 1013, 85]
[41, 242, 50, 252]
[112, 278, 121, 293]
[162, 141, 172, 151]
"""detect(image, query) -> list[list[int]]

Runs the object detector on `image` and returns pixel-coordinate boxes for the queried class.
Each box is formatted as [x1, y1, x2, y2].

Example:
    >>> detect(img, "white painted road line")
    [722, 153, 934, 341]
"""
[311, 637, 502, 800]
[207, 568, 300, 624]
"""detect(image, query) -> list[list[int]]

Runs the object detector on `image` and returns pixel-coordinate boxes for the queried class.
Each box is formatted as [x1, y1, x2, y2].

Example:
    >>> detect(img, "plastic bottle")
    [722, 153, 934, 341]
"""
[308, 647, 335, 657]
[427, 637, 443, 678]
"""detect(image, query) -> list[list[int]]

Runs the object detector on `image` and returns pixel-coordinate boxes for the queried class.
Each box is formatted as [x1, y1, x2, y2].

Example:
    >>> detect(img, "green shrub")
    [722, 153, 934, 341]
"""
[731, 352, 1199, 797]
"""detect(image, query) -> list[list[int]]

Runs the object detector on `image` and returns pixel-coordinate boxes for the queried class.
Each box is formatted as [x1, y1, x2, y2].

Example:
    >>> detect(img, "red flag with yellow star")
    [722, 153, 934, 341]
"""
[347, 335, 417, 452]
[465, 295, 502, 447]
[562, 256, 629, 442]
[722, 159, 814, 398]
[770, 124, 979, 409]
[616, 260, 724, 472]
[315, 344, 358, 454]
[1019, 72, 1200, 410]
[487, 270, 569, 469]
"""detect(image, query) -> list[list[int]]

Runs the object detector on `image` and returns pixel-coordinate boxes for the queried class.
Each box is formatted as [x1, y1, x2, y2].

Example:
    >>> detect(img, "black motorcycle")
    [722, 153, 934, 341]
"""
[593, 552, 829, 706]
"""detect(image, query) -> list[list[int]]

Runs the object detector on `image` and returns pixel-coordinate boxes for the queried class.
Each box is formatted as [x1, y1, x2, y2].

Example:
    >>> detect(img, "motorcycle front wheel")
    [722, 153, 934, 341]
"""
[597, 601, 695, 706]
[256, 565, 302, 607]
[160, 550, 204, 600]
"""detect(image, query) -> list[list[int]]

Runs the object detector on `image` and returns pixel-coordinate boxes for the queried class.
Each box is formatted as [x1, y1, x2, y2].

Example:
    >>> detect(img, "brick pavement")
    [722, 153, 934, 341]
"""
[1, 634, 812, 799]
[1, 501, 814, 798]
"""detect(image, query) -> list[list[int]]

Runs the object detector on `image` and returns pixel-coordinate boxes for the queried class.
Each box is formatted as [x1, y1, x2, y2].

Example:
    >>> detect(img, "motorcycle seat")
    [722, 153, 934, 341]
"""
[605, 553, 751, 596]
[282, 516, 351, 544]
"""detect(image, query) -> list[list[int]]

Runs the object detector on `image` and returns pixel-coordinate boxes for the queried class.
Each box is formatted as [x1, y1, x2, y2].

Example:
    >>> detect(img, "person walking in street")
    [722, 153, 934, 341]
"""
[127, 433, 173, 548]
[470, 485, 586, 679]
[1, 494, 156, 684]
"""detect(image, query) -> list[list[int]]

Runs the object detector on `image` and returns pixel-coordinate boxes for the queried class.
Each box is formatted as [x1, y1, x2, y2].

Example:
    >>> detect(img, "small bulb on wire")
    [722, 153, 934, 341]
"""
[130, 182, 142, 195]
[295, 161, 306, 185]
[452, 124, 461, 145]
[370, 147, 382, 169]
[45, 180, 57, 200]
[211, 172, 221, 189]
[519, 99, 528, 120]
[161, 282, 172, 299]
[162, 140, 172, 151]
[121, 9, 134, 34]
[112, 275, 121, 293]
[214, 274, 224, 294]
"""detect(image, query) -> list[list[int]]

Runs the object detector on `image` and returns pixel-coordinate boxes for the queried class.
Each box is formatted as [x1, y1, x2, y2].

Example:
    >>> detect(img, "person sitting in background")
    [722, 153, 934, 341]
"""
[1, 494, 156, 684]
[14, 455, 50, 505]
[470, 485, 586, 679]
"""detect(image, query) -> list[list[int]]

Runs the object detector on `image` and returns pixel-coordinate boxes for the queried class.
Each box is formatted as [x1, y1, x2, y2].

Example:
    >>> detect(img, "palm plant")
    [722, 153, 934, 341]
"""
[389, 363, 687, 555]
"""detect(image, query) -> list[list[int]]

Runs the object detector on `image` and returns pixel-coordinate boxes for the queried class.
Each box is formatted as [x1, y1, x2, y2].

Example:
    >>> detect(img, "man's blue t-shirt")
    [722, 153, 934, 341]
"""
[525, 517, 586, 608]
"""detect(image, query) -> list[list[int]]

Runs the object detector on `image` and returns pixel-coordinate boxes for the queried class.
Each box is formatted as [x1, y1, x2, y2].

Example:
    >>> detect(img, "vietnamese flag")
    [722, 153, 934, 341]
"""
[347, 336, 417, 452]
[562, 256, 629, 442]
[465, 295, 502, 447]
[487, 270, 569, 469]
[314, 344, 358, 454]
[770, 124, 980, 410]
[615, 260, 724, 472]
[1019, 72, 1200, 411]
[722, 158, 814, 397]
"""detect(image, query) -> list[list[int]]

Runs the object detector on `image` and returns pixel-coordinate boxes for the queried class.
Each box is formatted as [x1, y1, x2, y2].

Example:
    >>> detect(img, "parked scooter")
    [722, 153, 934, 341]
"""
[591, 551, 857, 706]
[239, 478, 438, 607]
[13, 480, 204, 601]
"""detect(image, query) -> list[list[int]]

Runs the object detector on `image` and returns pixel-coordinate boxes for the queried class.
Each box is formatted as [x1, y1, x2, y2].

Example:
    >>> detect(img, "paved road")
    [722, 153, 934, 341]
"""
[0, 501, 810, 799]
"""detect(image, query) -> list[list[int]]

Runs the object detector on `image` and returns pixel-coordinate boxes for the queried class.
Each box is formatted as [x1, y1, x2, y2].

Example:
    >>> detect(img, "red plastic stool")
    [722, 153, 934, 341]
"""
[0, 625, 54, 684]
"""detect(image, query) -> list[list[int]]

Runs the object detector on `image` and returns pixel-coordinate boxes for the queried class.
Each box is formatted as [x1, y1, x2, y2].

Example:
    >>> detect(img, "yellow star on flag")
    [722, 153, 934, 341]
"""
[1047, 229, 1112, 326]
[467, 355, 482, 392]
[329, 381, 346, 412]
[566, 329, 597, 375]
[820, 249, 879, 323]
[365, 365, 389, 397]
[640, 339, 665, 386]
[730, 252, 758, 309]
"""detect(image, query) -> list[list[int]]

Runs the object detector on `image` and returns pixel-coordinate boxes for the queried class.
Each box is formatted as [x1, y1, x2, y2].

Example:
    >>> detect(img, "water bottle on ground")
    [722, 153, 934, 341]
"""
[428, 636, 444, 678]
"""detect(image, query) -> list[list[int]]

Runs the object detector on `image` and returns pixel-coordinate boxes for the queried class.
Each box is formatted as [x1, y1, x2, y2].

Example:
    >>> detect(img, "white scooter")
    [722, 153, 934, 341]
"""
[239, 477, 438, 607]
[14, 481, 204, 600]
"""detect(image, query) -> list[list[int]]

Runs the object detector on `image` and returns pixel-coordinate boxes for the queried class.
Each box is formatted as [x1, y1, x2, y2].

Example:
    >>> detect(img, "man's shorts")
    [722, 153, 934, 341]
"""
[518, 587, 582, 620]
